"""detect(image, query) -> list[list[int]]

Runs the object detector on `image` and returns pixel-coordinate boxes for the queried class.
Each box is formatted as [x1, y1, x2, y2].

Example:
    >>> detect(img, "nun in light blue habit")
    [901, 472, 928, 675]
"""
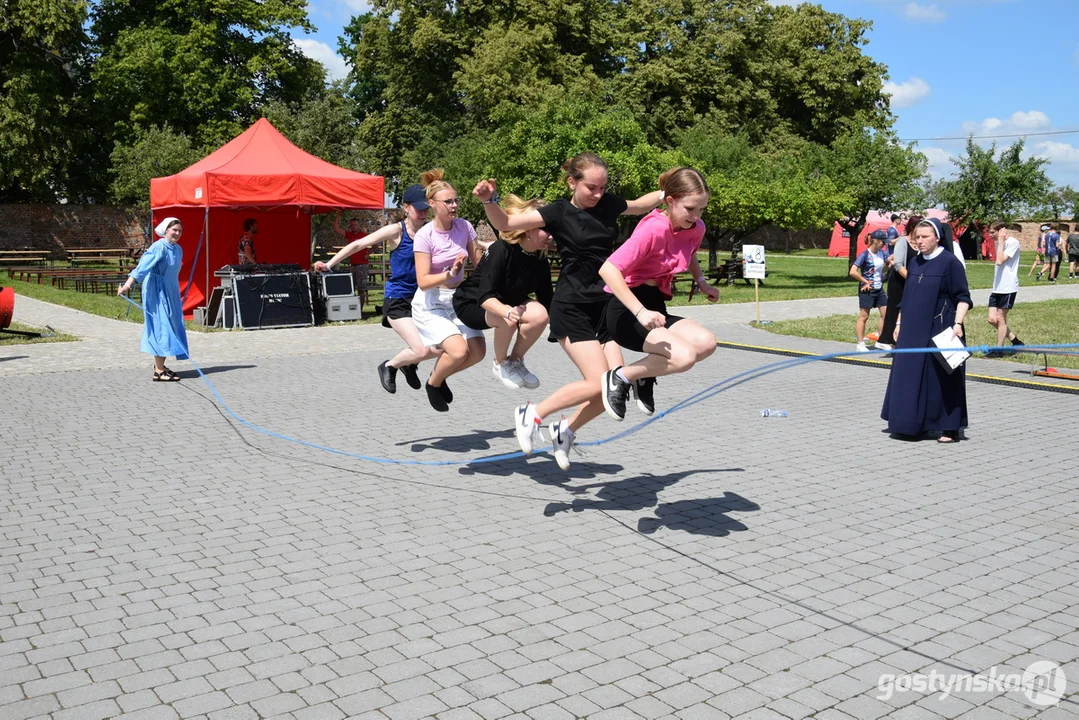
[118, 216, 189, 380]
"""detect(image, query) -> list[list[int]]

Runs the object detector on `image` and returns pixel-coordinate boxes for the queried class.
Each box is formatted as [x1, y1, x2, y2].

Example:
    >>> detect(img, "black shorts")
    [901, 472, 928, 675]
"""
[606, 285, 684, 353]
[988, 292, 1016, 310]
[1069, 253, 1079, 263]
[381, 296, 413, 328]
[858, 288, 888, 310]
[452, 298, 490, 331]
[548, 297, 611, 344]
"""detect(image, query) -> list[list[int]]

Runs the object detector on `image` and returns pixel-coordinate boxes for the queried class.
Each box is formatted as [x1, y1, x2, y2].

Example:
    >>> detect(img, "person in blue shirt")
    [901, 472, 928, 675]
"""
[849, 230, 891, 351]
[1045, 224, 1063, 283]
[118, 217, 190, 381]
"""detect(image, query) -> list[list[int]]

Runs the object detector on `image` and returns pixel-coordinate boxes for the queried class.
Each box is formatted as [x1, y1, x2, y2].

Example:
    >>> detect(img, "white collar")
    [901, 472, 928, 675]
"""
[920, 247, 944, 260]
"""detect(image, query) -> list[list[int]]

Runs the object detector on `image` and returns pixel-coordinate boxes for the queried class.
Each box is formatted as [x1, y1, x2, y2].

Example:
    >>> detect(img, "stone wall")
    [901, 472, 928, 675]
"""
[0, 205, 149, 258]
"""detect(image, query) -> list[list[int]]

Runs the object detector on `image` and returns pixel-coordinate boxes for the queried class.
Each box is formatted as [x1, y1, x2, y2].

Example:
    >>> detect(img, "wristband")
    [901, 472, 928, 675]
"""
[505, 309, 513, 320]
[694, 276, 706, 285]
[658, 190, 666, 203]
[481, 194, 501, 205]
[634, 307, 646, 318]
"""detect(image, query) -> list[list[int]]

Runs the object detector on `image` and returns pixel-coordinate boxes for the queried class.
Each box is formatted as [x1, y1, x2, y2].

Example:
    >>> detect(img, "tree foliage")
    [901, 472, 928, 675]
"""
[932, 138, 1052, 226]
[108, 125, 203, 205]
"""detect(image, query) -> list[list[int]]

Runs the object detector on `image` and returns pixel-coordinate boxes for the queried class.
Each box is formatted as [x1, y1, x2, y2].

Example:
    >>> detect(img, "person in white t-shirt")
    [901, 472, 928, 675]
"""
[986, 221, 1025, 357]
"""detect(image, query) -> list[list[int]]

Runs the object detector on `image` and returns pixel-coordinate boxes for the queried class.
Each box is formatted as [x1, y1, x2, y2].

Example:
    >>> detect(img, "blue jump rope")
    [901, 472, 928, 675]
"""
[119, 294, 1079, 467]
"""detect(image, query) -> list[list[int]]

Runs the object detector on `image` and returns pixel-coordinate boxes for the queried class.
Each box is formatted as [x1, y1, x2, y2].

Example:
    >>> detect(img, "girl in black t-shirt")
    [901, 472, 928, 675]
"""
[453, 195, 553, 391]
[474, 152, 663, 470]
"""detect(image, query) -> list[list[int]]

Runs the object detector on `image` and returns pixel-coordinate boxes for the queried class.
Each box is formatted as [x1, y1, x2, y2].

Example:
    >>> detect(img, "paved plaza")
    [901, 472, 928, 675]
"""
[3, 290, 1078, 719]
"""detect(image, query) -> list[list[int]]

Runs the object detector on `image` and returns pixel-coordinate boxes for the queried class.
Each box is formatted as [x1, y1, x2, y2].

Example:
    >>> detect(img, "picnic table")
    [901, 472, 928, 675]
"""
[0, 250, 50, 267]
[68, 248, 132, 267]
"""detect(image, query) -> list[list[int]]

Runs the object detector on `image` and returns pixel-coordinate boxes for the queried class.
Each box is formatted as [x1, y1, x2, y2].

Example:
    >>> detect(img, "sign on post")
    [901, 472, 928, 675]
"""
[742, 245, 766, 279]
[742, 244, 766, 324]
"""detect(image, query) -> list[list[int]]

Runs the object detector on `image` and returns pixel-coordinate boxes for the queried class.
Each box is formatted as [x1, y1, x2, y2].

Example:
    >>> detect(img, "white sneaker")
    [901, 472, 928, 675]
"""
[548, 418, 574, 471]
[493, 359, 525, 389]
[873, 342, 893, 351]
[512, 358, 540, 389]
[514, 403, 542, 455]
[855, 342, 869, 352]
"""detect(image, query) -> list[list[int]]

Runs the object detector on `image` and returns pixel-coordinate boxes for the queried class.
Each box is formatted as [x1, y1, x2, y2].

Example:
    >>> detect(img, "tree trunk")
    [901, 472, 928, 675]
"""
[706, 231, 718, 270]
[846, 220, 866, 269]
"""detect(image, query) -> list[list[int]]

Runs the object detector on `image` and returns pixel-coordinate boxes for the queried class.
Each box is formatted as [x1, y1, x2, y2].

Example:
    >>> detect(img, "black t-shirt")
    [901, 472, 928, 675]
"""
[453, 239, 553, 309]
[538, 194, 628, 303]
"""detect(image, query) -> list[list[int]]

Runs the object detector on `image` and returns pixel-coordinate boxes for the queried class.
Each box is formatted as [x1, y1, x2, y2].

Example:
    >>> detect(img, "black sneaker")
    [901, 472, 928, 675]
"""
[425, 381, 449, 412]
[377, 361, 397, 394]
[601, 368, 631, 421]
[631, 377, 656, 416]
[1011, 338, 1025, 347]
[439, 379, 453, 403]
[401, 363, 421, 390]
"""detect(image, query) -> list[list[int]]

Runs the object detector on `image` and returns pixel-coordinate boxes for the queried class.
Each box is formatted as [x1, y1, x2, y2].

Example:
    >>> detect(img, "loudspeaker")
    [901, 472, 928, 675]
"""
[221, 295, 238, 329]
[233, 273, 314, 329]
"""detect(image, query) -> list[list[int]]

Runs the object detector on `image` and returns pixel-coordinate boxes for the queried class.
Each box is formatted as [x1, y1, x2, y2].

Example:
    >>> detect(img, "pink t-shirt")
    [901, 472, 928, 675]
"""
[605, 209, 705, 298]
[413, 219, 476, 284]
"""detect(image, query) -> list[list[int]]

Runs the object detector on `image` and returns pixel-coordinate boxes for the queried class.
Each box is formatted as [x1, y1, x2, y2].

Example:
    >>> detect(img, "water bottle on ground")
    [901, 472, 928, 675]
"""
[760, 409, 788, 418]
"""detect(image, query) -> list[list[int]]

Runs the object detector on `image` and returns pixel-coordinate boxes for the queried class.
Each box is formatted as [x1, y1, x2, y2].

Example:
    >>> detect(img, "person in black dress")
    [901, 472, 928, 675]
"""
[877, 215, 923, 350]
[881, 218, 972, 443]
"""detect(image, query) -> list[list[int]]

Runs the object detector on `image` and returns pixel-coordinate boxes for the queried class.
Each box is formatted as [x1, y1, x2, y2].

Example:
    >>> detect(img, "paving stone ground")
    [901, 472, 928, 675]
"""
[3, 289, 1078, 719]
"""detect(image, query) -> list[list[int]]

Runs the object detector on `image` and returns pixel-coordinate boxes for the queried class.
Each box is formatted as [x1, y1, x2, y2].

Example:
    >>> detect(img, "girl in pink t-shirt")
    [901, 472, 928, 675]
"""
[597, 166, 720, 421]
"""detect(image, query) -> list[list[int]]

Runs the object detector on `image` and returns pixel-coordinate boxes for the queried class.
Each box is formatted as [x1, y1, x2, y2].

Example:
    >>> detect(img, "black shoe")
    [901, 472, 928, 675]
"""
[631, 377, 656, 416]
[1011, 338, 1025, 347]
[601, 368, 631, 421]
[439, 379, 453, 403]
[378, 361, 397, 394]
[401, 363, 421, 390]
[425, 381, 449, 412]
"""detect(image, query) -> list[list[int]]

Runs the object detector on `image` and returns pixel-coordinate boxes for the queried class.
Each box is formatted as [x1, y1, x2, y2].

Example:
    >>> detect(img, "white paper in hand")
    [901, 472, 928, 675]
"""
[931, 327, 969, 373]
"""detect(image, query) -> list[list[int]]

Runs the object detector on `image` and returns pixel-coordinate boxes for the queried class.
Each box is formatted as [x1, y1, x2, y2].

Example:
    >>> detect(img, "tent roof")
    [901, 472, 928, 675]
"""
[150, 119, 384, 211]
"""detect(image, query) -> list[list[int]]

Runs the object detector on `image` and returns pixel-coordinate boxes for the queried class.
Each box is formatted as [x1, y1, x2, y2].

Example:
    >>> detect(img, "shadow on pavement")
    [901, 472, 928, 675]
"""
[459, 456, 623, 486]
[544, 468, 742, 516]
[175, 364, 257, 378]
[0, 356, 29, 362]
[637, 492, 760, 537]
[398, 429, 515, 453]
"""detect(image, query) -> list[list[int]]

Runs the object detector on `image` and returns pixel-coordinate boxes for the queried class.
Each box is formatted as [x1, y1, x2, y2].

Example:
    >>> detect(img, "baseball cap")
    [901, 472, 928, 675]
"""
[402, 184, 429, 210]
[870, 229, 888, 241]
[1040, 224, 1051, 231]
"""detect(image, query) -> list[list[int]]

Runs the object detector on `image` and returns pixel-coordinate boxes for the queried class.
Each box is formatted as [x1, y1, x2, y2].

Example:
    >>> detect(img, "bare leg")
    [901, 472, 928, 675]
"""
[618, 320, 716, 382]
[387, 317, 440, 368]
[485, 311, 516, 364]
[536, 339, 608, 433]
[876, 306, 887, 336]
[429, 334, 485, 386]
[856, 308, 869, 344]
[154, 356, 166, 373]
[508, 302, 548, 361]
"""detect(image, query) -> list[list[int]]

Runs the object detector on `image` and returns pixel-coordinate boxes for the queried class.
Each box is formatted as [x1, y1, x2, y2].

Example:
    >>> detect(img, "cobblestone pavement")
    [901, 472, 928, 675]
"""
[3, 290, 1078, 719]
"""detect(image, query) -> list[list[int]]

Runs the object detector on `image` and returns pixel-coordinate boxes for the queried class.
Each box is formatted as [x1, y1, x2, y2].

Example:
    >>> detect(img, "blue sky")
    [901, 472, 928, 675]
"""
[293, 0, 1079, 188]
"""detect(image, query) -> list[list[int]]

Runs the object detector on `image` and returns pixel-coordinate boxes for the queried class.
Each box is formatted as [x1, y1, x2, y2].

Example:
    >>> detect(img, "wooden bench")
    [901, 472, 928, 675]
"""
[0, 250, 50, 266]
[67, 248, 132, 267]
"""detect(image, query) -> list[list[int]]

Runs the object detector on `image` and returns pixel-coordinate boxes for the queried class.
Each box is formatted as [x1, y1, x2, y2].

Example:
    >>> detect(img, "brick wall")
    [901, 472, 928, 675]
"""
[0, 204, 150, 258]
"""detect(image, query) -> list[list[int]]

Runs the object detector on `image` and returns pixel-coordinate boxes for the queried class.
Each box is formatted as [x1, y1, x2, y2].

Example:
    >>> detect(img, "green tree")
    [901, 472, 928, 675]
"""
[1031, 184, 1077, 221]
[933, 137, 1051, 226]
[108, 125, 202, 205]
[819, 124, 928, 266]
[262, 87, 367, 171]
[90, 0, 323, 152]
[0, 0, 91, 201]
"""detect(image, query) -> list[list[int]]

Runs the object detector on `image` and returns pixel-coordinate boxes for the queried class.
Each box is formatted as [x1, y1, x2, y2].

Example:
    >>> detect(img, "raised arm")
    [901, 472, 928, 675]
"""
[332, 212, 347, 237]
[473, 179, 545, 232]
[314, 222, 401, 272]
[623, 190, 664, 216]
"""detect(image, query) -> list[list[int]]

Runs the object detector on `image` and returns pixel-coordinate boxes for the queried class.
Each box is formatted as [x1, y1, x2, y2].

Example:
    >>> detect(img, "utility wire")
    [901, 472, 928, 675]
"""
[902, 129, 1079, 142]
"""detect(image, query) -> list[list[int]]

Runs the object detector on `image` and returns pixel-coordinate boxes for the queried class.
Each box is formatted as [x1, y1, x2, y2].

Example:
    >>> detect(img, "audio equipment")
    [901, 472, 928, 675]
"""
[232, 274, 313, 329]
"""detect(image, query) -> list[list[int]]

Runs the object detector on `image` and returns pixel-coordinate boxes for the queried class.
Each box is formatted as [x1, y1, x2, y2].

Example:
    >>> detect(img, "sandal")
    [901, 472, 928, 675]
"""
[153, 369, 181, 382]
[937, 432, 958, 444]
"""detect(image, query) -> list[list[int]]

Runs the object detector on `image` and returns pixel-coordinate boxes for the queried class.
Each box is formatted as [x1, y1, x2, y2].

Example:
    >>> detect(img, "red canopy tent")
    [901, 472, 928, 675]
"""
[150, 118, 384, 313]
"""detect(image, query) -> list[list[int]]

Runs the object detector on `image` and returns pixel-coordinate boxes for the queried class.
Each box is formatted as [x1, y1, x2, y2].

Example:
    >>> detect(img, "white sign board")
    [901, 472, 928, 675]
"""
[742, 244, 766, 280]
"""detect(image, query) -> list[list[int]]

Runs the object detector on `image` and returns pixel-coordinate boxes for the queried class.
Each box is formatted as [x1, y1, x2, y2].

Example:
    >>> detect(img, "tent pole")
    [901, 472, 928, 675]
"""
[204, 207, 210, 307]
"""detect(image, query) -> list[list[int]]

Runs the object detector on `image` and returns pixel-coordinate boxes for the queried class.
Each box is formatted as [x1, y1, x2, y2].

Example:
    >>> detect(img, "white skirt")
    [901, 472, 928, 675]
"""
[411, 287, 484, 347]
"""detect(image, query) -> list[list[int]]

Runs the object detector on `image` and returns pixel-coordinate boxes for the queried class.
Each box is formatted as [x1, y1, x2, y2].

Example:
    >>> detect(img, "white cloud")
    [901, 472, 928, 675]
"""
[1032, 141, 1079, 166]
[294, 39, 350, 82]
[904, 3, 946, 22]
[343, 0, 372, 12]
[919, 147, 955, 178]
[961, 111, 1052, 136]
[884, 77, 931, 108]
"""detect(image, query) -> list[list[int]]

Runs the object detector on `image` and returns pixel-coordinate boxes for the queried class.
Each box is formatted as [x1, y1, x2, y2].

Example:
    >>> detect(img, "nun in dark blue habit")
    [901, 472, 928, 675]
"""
[881, 218, 971, 443]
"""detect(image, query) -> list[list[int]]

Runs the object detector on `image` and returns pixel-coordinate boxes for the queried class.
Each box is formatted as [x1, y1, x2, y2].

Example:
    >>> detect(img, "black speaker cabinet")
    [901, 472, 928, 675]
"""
[221, 295, 238, 329]
[232, 273, 314, 329]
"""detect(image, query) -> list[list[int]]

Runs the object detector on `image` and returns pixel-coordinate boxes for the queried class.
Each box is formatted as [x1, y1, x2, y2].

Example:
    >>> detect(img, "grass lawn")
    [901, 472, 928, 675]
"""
[0, 321, 78, 346]
[761, 298, 1079, 370]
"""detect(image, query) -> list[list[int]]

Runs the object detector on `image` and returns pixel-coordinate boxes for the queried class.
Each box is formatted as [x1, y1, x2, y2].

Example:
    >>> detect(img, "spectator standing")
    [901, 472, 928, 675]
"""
[1066, 224, 1079, 280]
[333, 212, 371, 308]
[985, 222, 1025, 357]
[1045, 224, 1062, 282]
[849, 230, 890, 352]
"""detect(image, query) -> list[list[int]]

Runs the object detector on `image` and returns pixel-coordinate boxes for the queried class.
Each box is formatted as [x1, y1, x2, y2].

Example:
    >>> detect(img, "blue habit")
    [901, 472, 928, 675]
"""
[129, 239, 189, 360]
[881, 250, 971, 435]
